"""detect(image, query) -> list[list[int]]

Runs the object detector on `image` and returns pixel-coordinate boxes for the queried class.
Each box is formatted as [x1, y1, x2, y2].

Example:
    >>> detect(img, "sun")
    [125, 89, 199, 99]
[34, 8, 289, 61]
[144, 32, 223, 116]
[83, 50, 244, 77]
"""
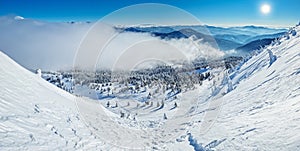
[261, 4, 271, 14]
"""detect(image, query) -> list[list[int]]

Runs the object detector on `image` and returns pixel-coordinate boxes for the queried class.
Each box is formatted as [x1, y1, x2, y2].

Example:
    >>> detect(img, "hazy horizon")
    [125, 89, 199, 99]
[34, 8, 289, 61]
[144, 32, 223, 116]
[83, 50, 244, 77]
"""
[1, 14, 295, 29]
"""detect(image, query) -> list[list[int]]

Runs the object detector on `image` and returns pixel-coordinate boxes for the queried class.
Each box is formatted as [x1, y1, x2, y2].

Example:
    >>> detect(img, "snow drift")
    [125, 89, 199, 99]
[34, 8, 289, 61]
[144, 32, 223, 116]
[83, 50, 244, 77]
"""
[188, 24, 300, 150]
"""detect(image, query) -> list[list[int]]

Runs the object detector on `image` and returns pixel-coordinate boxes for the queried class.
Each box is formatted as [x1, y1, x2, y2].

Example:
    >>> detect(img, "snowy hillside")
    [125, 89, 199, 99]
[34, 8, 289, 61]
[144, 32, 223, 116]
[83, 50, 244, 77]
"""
[187, 25, 300, 150]
[0, 51, 107, 150]
[0, 47, 212, 150]
[0, 24, 300, 150]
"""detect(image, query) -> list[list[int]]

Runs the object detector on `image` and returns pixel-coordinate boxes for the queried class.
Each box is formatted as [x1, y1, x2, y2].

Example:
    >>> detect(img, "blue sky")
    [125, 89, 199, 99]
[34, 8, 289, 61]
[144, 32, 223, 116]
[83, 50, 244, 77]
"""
[0, 0, 299, 27]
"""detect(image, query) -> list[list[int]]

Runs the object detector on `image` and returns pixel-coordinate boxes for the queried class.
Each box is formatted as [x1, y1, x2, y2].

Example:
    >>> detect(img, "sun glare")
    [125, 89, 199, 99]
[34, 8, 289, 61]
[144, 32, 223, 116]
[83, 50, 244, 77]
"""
[261, 4, 271, 15]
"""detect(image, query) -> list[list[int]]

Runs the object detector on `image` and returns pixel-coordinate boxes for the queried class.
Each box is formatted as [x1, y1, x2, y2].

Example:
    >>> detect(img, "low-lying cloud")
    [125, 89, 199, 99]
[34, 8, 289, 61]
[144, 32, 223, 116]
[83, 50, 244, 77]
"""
[0, 15, 224, 71]
[0, 15, 91, 70]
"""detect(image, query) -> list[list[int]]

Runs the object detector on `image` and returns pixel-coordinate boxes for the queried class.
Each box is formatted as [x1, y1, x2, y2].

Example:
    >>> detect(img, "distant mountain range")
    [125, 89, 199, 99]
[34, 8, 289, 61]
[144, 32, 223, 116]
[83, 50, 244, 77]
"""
[235, 38, 275, 54]
[117, 25, 287, 54]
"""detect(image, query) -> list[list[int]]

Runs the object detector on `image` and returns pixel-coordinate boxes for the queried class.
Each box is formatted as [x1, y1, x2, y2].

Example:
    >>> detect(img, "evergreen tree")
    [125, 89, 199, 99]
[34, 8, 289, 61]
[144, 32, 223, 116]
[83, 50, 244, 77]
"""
[163, 113, 167, 120]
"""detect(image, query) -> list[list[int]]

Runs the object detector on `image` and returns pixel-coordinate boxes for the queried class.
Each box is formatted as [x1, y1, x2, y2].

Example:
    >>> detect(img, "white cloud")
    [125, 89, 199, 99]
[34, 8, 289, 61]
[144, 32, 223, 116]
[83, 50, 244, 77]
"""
[0, 15, 91, 70]
[0, 15, 224, 71]
[14, 16, 24, 20]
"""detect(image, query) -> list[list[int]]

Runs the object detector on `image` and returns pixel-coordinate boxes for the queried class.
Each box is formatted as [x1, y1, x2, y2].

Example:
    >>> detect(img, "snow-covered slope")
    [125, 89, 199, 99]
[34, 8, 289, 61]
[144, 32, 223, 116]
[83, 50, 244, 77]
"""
[188, 25, 300, 150]
[0, 49, 205, 150]
[1, 24, 300, 150]
[0, 51, 108, 150]
[0, 49, 206, 150]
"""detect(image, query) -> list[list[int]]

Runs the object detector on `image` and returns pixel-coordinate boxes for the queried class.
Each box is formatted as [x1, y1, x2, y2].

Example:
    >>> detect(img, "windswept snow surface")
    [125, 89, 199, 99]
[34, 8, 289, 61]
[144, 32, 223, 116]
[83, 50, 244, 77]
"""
[0, 51, 109, 150]
[188, 26, 300, 150]
[0, 25, 300, 150]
